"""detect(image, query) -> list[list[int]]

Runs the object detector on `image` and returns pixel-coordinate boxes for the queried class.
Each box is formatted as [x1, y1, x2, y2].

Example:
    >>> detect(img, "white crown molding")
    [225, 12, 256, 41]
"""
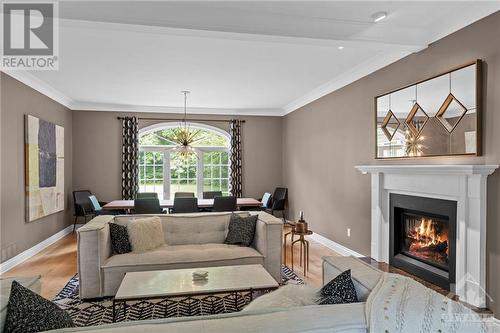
[60, 18, 426, 50]
[281, 47, 424, 115]
[70, 101, 283, 116]
[0, 224, 82, 274]
[308, 232, 364, 258]
[2, 70, 74, 109]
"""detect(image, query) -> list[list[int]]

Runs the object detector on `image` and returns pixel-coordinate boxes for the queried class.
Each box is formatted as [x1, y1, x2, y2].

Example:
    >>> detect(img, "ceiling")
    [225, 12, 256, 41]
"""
[6, 1, 500, 116]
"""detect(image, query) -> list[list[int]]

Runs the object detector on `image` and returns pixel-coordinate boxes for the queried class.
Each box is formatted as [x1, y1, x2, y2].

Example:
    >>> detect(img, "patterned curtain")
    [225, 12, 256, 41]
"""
[229, 119, 243, 197]
[121, 117, 139, 199]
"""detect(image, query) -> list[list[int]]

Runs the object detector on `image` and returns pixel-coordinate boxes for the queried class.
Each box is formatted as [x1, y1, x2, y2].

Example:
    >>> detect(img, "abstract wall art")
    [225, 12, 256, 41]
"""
[25, 115, 64, 222]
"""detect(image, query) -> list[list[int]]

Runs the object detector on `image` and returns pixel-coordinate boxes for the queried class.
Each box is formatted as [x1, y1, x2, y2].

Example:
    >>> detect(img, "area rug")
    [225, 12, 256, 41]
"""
[53, 265, 304, 327]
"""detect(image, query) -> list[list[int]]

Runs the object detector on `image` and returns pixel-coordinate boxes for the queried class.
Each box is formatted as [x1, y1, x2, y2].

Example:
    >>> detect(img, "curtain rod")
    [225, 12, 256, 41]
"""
[117, 116, 245, 123]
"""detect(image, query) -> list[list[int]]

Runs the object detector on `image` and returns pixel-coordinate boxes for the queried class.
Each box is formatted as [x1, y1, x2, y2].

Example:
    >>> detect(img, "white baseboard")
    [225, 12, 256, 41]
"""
[0, 224, 80, 274]
[308, 232, 364, 258]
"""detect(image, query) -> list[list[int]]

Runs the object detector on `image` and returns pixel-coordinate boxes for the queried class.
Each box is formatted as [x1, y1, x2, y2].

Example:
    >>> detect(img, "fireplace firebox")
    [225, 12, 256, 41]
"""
[390, 193, 457, 290]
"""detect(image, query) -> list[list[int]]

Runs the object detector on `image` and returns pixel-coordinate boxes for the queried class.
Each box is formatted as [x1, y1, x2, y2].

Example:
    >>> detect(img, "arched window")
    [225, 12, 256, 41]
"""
[138, 123, 230, 199]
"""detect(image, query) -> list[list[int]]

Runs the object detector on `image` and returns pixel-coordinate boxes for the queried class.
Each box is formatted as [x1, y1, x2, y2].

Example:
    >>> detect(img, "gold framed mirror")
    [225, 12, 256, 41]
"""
[375, 60, 482, 159]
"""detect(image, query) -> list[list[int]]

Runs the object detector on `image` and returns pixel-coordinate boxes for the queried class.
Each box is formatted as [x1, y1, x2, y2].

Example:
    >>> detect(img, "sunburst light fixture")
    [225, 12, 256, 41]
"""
[405, 129, 426, 157]
[172, 91, 203, 161]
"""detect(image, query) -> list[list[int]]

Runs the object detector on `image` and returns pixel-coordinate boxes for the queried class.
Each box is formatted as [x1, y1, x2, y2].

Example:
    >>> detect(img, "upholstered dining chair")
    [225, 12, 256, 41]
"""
[260, 192, 272, 209]
[134, 198, 163, 214]
[73, 190, 94, 233]
[203, 191, 223, 199]
[265, 187, 288, 223]
[173, 197, 199, 213]
[89, 195, 118, 216]
[212, 196, 237, 212]
[174, 192, 195, 198]
[136, 192, 158, 199]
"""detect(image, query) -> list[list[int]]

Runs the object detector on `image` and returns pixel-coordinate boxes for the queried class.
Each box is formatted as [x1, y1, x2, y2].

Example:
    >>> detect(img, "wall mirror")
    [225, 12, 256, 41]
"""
[375, 60, 482, 159]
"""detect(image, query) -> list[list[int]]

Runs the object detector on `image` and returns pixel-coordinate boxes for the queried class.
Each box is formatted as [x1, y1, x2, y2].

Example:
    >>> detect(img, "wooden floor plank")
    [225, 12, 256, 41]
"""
[1, 233, 78, 299]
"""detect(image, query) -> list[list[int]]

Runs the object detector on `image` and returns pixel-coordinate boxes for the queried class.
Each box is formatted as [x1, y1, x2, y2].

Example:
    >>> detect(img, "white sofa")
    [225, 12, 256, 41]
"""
[53, 255, 490, 333]
[77, 211, 283, 299]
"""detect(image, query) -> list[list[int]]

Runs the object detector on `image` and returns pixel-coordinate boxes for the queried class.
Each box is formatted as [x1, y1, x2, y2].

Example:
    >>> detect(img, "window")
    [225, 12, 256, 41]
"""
[138, 123, 230, 199]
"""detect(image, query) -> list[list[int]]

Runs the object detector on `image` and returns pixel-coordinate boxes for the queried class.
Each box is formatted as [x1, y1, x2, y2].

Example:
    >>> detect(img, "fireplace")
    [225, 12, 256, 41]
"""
[390, 193, 457, 290]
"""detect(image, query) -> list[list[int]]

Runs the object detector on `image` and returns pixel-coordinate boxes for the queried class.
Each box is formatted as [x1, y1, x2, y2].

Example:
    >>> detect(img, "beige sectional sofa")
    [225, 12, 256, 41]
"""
[77, 211, 283, 299]
[52, 256, 379, 333]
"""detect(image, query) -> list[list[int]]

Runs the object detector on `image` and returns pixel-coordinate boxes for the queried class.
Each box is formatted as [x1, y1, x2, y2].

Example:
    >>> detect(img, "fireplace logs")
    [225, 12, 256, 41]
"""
[403, 217, 449, 266]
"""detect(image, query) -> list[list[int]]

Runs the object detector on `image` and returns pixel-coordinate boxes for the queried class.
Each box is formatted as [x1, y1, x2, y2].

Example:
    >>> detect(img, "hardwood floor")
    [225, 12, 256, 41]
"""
[1, 233, 78, 299]
[283, 226, 340, 286]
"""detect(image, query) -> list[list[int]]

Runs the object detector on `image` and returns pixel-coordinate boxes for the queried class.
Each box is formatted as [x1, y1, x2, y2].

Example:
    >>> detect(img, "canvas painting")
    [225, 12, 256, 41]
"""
[25, 115, 64, 222]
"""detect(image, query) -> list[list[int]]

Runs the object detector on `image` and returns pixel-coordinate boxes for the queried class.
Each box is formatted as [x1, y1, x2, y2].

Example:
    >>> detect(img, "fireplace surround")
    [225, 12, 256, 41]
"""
[355, 164, 497, 307]
[389, 193, 457, 290]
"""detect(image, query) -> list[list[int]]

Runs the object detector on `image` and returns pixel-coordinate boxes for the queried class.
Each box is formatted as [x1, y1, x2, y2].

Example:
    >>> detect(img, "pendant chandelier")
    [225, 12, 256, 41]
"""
[172, 91, 202, 161]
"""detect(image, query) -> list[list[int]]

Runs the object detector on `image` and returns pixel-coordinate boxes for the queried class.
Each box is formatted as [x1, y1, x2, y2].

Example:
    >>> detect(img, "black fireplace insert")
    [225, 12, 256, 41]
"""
[390, 193, 457, 290]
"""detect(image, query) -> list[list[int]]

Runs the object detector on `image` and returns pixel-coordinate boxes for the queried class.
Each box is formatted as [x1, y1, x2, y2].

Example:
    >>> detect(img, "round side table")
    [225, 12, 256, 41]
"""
[291, 229, 313, 276]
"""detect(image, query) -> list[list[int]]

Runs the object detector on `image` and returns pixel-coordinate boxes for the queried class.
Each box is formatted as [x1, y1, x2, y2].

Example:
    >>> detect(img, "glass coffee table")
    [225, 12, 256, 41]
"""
[112, 264, 279, 322]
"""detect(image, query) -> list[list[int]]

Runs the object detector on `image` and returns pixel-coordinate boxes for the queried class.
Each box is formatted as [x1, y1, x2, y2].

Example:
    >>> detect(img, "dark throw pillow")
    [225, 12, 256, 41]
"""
[4, 280, 75, 333]
[317, 269, 358, 305]
[109, 222, 132, 254]
[224, 213, 258, 246]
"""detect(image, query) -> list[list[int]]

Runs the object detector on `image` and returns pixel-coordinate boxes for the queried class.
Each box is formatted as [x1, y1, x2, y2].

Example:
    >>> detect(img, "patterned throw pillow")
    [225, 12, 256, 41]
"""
[318, 269, 358, 305]
[224, 213, 258, 246]
[109, 223, 132, 254]
[4, 281, 75, 333]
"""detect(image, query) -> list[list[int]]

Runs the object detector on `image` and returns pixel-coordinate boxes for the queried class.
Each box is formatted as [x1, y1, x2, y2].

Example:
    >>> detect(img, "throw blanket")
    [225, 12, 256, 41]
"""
[366, 273, 487, 333]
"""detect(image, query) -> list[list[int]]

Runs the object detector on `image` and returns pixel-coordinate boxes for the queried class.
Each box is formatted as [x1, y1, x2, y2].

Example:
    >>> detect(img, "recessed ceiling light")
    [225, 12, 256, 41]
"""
[338, 46, 344, 50]
[372, 11, 387, 23]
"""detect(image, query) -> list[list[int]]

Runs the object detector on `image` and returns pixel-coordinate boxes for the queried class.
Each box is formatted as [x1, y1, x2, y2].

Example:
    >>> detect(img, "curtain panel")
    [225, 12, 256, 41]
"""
[229, 119, 243, 197]
[121, 117, 139, 200]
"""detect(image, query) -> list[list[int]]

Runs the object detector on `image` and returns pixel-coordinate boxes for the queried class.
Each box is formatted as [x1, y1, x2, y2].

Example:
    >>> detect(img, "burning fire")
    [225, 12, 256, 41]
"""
[415, 219, 442, 245]
[408, 218, 448, 256]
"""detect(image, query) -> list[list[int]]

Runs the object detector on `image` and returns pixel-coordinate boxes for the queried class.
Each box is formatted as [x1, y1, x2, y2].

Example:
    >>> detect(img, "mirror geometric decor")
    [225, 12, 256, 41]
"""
[436, 94, 468, 133]
[405, 103, 429, 137]
[381, 110, 400, 141]
[375, 60, 482, 159]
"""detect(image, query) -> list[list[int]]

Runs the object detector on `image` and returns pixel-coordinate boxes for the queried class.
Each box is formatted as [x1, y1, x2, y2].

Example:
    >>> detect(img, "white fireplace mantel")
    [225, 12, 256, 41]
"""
[355, 164, 498, 308]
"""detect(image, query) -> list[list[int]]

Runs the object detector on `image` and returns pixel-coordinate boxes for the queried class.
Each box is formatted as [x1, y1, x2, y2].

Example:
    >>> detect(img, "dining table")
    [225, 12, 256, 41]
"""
[103, 197, 262, 211]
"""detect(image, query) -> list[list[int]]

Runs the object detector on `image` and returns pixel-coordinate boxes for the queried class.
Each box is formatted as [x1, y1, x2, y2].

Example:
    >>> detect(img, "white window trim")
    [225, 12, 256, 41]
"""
[138, 122, 230, 199]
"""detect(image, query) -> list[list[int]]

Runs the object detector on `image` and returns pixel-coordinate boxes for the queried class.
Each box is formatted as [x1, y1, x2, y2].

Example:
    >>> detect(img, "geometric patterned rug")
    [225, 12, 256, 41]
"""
[53, 265, 303, 327]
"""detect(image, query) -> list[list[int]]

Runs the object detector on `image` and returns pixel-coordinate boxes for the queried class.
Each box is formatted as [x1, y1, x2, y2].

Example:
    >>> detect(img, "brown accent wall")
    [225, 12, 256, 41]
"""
[282, 12, 500, 316]
[72, 111, 283, 201]
[0, 73, 73, 262]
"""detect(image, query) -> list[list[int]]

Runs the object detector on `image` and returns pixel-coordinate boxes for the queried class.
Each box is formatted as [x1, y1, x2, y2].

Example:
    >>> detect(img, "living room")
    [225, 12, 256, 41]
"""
[1, 1, 500, 332]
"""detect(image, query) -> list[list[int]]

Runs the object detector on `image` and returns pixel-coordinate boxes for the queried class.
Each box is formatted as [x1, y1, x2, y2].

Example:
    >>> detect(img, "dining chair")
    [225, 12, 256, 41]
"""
[261, 192, 272, 209]
[265, 187, 288, 223]
[136, 192, 158, 199]
[203, 191, 222, 199]
[134, 198, 163, 214]
[72, 190, 94, 233]
[89, 195, 117, 216]
[173, 197, 199, 213]
[174, 192, 195, 198]
[212, 196, 237, 212]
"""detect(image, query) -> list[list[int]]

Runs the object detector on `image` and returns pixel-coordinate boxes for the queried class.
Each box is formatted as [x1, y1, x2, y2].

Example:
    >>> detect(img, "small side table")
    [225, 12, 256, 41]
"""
[291, 230, 313, 276]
